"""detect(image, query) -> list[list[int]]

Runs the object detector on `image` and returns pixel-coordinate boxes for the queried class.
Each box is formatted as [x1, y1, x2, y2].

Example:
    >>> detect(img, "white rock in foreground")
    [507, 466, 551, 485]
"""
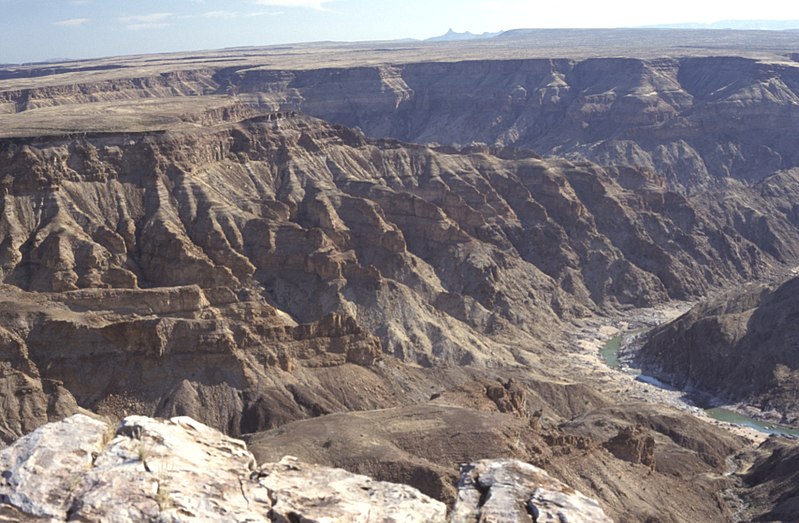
[451, 459, 613, 523]
[259, 456, 447, 523]
[0, 415, 610, 522]
[0, 414, 110, 519]
[0, 414, 447, 522]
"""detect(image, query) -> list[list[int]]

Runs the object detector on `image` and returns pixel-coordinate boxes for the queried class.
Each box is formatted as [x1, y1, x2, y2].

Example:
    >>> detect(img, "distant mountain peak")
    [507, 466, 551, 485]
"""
[426, 28, 503, 42]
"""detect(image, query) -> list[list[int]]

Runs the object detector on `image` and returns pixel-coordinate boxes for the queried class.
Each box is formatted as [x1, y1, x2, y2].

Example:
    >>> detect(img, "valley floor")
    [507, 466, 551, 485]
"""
[569, 304, 771, 445]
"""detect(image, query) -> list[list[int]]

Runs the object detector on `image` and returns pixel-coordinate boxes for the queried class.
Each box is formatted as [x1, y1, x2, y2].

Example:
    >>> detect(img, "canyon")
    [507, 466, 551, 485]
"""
[1, 29, 799, 522]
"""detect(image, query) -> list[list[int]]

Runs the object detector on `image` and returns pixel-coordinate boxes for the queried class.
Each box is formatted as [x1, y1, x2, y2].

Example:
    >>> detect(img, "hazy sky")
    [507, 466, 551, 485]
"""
[2, 0, 799, 64]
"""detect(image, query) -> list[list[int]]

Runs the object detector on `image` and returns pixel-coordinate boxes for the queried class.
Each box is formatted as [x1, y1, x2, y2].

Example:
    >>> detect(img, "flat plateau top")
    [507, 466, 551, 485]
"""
[2, 29, 799, 90]
[2, 28, 799, 139]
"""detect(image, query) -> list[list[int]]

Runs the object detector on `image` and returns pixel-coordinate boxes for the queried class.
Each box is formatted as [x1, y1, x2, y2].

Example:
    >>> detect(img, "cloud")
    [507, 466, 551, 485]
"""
[118, 12, 173, 30]
[54, 18, 90, 27]
[246, 10, 284, 17]
[202, 10, 240, 19]
[252, 0, 334, 10]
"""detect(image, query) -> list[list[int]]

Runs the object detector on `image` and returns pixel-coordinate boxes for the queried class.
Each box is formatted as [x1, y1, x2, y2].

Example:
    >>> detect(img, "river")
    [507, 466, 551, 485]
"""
[601, 332, 799, 438]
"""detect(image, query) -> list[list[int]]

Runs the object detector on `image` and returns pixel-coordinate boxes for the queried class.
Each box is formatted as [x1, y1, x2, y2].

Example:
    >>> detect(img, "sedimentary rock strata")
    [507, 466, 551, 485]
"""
[1, 30, 799, 522]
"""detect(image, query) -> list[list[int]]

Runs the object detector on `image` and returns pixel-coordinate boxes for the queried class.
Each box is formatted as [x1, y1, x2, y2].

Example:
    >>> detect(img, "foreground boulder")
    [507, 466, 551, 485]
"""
[0, 415, 613, 522]
[0, 414, 446, 522]
[452, 460, 612, 523]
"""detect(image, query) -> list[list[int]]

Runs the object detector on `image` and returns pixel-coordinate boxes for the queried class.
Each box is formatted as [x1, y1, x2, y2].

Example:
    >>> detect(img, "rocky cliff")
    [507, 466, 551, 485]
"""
[0, 414, 611, 522]
[2, 33, 799, 522]
[739, 437, 799, 522]
[3, 116, 799, 446]
[5, 53, 799, 192]
[261, 57, 799, 191]
[637, 274, 799, 425]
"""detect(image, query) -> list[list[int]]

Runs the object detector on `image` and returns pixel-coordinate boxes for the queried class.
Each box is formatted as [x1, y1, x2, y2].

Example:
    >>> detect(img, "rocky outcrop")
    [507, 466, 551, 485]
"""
[739, 437, 799, 522]
[260, 456, 447, 523]
[0, 415, 623, 522]
[602, 425, 656, 469]
[0, 414, 270, 521]
[637, 275, 799, 425]
[0, 414, 448, 522]
[452, 460, 611, 523]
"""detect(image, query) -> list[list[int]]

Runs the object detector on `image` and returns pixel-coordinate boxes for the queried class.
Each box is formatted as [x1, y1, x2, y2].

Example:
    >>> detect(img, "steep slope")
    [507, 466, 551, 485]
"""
[3, 116, 796, 314]
[739, 437, 799, 522]
[225, 57, 799, 190]
[637, 273, 799, 425]
[246, 398, 746, 522]
[5, 54, 799, 191]
[2, 115, 799, 446]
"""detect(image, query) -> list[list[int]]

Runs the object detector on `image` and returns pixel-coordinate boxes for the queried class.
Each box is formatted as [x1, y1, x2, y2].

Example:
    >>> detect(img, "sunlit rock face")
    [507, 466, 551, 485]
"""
[0, 414, 449, 522]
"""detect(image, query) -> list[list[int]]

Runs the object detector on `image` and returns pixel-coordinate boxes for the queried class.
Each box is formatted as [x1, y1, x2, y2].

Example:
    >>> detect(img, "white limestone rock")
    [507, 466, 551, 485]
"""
[0, 413, 109, 519]
[451, 459, 612, 523]
[0, 415, 449, 522]
[258, 456, 448, 523]
[72, 415, 271, 522]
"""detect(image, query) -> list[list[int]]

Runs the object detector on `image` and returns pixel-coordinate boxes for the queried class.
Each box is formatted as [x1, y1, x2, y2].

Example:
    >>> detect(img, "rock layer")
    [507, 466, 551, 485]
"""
[6, 52, 799, 192]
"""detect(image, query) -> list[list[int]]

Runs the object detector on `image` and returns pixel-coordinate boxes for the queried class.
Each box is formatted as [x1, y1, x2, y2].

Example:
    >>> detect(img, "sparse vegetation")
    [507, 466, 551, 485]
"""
[155, 479, 171, 512]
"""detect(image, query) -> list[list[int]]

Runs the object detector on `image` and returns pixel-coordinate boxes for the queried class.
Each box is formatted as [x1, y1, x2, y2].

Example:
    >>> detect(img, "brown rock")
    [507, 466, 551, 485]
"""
[603, 425, 656, 469]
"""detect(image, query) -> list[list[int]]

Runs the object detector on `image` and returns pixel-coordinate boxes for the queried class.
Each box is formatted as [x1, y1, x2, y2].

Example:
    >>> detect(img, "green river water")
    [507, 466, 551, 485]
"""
[601, 333, 799, 438]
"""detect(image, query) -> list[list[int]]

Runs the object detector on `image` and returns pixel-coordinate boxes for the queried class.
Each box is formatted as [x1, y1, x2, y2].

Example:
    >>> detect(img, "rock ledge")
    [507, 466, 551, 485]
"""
[0, 415, 610, 522]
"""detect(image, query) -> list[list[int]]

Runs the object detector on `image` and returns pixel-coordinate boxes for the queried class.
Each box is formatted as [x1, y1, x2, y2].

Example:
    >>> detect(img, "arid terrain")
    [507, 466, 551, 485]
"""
[1, 29, 799, 522]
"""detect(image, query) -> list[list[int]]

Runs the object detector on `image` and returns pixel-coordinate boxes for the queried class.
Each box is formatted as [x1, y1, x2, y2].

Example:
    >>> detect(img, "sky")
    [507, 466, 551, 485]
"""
[2, 0, 799, 64]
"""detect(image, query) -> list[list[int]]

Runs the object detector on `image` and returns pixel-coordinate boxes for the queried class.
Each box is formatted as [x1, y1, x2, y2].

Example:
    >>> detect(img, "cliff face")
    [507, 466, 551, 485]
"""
[638, 274, 799, 424]
[741, 437, 799, 522]
[3, 116, 799, 444]
[231, 57, 799, 190]
[5, 56, 798, 190]
[0, 69, 219, 114]
[3, 117, 797, 309]
[2, 39, 799, 522]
